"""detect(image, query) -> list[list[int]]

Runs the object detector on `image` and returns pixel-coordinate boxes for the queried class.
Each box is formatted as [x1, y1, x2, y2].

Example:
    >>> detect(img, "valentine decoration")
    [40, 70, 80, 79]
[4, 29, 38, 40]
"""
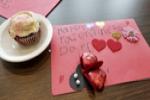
[107, 39, 122, 52]
[70, 52, 106, 92]
[80, 52, 106, 91]
[122, 26, 139, 43]
[92, 39, 106, 52]
[51, 19, 150, 95]
[73, 73, 78, 79]
[112, 32, 122, 40]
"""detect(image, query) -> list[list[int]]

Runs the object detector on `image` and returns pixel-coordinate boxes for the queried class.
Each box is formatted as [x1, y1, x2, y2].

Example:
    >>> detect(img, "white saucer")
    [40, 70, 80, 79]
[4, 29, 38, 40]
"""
[0, 13, 53, 62]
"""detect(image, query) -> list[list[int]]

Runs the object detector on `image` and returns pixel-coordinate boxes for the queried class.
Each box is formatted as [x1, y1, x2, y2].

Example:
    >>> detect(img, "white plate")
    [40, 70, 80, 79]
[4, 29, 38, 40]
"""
[0, 13, 53, 62]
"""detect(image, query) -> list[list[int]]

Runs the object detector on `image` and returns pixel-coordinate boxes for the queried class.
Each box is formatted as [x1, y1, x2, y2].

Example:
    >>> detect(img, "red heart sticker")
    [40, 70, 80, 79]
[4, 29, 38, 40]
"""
[107, 39, 122, 52]
[92, 39, 106, 52]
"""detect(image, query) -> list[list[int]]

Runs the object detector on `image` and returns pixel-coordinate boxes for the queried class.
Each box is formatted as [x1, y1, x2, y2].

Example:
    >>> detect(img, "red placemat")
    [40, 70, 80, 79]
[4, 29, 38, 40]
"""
[51, 19, 150, 95]
[0, 0, 61, 18]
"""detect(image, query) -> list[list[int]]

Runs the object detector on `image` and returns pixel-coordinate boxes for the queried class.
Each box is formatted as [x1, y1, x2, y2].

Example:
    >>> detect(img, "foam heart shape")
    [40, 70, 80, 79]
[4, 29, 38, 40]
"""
[92, 39, 106, 52]
[107, 39, 122, 52]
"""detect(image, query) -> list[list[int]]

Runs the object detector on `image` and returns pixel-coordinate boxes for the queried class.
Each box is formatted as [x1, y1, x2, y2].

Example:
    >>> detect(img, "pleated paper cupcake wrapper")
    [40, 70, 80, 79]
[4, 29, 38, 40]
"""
[15, 31, 40, 46]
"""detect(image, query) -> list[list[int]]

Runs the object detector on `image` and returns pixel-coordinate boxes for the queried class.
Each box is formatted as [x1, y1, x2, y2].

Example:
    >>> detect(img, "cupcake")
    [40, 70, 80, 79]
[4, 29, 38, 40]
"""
[9, 11, 40, 46]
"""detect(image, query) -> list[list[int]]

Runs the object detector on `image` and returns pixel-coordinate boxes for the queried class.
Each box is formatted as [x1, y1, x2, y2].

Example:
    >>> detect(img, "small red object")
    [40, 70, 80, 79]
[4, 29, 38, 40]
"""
[80, 52, 103, 71]
[92, 39, 106, 52]
[80, 52, 106, 91]
[84, 69, 106, 91]
[107, 39, 122, 52]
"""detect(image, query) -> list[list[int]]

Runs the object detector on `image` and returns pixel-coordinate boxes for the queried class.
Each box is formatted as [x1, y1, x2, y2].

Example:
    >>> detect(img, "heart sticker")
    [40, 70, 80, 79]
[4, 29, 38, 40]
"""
[112, 32, 122, 40]
[92, 39, 106, 52]
[107, 39, 122, 52]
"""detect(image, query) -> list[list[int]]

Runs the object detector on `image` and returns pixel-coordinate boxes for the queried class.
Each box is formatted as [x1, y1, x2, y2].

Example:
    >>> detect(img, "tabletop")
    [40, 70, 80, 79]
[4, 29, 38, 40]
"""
[0, 0, 150, 100]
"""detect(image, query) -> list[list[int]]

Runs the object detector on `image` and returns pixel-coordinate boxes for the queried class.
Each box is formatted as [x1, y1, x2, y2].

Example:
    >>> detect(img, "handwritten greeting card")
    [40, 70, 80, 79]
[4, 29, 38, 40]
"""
[0, 0, 60, 18]
[51, 19, 150, 95]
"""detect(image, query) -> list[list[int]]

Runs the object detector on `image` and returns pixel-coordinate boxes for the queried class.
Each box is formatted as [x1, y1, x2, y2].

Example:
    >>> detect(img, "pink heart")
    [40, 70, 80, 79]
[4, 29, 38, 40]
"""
[92, 39, 106, 52]
[107, 39, 122, 52]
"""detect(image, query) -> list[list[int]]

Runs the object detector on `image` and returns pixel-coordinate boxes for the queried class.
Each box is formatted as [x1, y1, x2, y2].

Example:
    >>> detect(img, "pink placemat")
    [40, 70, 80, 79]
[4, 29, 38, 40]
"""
[51, 19, 150, 95]
[0, 0, 61, 18]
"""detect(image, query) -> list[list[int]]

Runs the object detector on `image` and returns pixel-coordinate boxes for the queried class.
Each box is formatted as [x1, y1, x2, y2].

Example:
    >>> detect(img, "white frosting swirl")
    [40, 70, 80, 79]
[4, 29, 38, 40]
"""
[9, 11, 40, 38]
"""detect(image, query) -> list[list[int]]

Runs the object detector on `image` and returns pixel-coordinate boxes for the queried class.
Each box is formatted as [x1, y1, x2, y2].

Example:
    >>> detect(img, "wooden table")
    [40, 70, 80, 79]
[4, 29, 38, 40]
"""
[0, 0, 150, 100]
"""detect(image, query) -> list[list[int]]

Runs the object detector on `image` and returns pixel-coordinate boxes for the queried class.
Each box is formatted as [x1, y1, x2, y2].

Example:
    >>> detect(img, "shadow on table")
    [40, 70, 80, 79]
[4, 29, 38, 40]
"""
[1, 47, 50, 75]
